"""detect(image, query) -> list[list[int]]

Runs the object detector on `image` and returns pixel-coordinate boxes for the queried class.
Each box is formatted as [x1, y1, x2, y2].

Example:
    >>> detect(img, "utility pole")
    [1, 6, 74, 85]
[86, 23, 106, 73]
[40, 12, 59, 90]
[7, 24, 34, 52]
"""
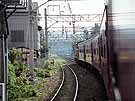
[73, 16, 75, 34]
[0, 3, 8, 101]
[28, 0, 52, 79]
[28, 0, 34, 80]
[45, 8, 48, 59]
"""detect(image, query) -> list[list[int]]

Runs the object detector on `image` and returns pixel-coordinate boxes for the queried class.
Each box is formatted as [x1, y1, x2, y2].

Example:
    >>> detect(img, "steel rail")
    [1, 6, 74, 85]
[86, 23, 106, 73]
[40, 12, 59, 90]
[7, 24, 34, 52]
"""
[67, 65, 79, 101]
[50, 64, 65, 101]
[50, 63, 78, 101]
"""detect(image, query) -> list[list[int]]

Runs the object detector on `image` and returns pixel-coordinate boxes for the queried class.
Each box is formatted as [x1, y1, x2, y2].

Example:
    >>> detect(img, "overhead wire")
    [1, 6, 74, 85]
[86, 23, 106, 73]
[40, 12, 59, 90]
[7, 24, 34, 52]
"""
[99, 6, 106, 30]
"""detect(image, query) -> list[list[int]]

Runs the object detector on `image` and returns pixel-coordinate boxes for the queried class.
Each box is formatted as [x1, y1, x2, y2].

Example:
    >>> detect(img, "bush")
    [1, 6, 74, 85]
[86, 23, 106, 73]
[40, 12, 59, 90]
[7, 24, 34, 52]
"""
[8, 48, 21, 64]
[36, 70, 45, 78]
[8, 61, 16, 86]
[8, 61, 37, 100]
[8, 56, 58, 100]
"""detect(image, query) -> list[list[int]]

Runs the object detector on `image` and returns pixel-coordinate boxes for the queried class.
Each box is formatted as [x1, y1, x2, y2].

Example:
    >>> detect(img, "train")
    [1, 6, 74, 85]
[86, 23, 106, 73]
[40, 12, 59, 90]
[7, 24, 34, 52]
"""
[74, 0, 135, 101]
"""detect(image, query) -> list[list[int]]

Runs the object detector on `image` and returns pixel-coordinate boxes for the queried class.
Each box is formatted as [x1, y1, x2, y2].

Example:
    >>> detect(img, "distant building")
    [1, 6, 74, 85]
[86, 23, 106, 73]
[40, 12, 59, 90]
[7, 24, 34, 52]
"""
[48, 33, 73, 56]
[8, 2, 40, 50]
[7, 2, 40, 63]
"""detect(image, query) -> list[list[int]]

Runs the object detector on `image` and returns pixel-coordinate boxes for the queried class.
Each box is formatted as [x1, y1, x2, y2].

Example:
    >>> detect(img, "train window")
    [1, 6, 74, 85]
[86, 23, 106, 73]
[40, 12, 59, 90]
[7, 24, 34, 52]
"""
[86, 49, 89, 53]
[97, 48, 98, 55]
[88, 49, 89, 53]
[94, 49, 96, 54]
[104, 45, 106, 58]
[89, 47, 91, 53]
[101, 46, 103, 57]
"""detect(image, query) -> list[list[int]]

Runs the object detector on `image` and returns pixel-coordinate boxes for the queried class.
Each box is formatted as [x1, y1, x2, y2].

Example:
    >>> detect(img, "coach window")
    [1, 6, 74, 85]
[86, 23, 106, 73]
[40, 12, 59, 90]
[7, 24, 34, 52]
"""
[94, 49, 96, 54]
[101, 46, 103, 57]
[88, 49, 89, 53]
[104, 45, 106, 58]
[97, 48, 98, 55]
[88, 49, 90, 53]
[89, 46, 91, 53]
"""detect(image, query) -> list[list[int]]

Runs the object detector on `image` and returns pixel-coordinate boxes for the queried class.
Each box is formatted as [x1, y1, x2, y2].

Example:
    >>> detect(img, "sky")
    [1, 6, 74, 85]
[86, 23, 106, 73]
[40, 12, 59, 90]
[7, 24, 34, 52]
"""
[110, 0, 135, 28]
[32, 0, 105, 33]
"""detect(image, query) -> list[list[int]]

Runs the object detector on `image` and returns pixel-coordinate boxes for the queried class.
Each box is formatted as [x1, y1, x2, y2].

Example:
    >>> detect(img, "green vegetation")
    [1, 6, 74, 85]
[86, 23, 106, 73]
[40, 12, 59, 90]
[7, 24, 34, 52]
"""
[53, 56, 66, 66]
[8, 48, 21, 64]
[8, 59, 57, 100]
[8, 48, 66, 100]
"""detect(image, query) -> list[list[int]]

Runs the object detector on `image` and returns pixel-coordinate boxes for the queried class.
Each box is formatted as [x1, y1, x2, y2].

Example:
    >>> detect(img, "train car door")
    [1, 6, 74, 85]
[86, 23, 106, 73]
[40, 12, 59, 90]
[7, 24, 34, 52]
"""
[91, 43, 94, 62]
[98, 37, 101, 66]
[76, 44, 79, 59]
[83, 45, 86, 61]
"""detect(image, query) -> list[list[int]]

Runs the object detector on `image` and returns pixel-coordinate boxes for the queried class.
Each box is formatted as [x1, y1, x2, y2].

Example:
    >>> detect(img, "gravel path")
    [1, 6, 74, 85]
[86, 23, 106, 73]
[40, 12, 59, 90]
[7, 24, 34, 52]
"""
[43, 64, 63, 101]
[70, 64, 108, 101]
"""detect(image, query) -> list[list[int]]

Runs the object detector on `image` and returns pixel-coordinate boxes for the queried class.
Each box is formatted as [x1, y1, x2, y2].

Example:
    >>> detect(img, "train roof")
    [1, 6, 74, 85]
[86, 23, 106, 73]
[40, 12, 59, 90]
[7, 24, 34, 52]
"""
[77, 34, 100, 45]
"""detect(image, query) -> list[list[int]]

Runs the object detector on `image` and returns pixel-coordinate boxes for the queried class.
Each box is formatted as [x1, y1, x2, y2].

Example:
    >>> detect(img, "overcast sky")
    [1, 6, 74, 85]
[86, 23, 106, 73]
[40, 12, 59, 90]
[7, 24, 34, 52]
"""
[32, 0, 105, 31]
[33, 0, 105, 14]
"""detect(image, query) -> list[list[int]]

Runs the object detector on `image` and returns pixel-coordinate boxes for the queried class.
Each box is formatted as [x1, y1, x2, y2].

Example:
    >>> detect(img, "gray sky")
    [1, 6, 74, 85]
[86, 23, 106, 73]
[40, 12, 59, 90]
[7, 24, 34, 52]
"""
[32, 0, 105, 31]
[33, 0, 105, 14]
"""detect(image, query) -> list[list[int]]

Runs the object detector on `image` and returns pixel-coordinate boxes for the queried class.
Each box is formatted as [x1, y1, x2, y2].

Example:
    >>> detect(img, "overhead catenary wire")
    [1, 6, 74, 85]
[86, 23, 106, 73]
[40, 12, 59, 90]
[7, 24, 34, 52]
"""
[99, 6, 106, 30]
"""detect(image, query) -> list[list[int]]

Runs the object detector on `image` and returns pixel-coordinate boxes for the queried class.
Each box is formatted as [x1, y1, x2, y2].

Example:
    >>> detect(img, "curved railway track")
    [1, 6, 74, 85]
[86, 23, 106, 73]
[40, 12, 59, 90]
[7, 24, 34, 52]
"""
[64, 57, 108, 101]
[50, 64, 78, 101]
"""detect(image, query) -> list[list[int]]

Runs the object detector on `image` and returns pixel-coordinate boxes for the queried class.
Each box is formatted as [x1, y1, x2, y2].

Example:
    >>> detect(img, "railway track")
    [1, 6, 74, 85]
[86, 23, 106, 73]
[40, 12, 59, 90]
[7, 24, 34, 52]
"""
[50, 64, 78, 101]
[64, 57, 108, 101]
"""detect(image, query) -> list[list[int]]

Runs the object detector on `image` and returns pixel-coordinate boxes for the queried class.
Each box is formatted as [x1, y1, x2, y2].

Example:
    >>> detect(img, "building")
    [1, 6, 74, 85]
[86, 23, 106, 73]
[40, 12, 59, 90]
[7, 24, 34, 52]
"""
[7, 2, 40, 63]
